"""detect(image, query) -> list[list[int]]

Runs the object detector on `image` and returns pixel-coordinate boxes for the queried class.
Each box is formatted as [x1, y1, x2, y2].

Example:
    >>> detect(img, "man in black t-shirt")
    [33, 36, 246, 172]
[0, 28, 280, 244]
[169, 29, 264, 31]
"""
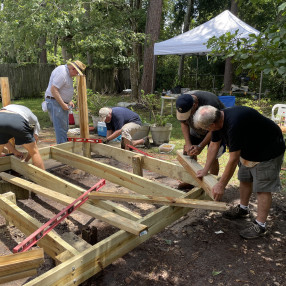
[99, 107, 150, 150]
[176, 91, 225, 189]
[193, 105, 285, 239]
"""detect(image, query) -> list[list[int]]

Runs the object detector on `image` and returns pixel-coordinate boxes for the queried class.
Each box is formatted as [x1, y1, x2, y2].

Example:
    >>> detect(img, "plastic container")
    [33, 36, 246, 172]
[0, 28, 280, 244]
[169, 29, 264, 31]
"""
[218, 95, 236, 108]
[97, 122, 107, 137]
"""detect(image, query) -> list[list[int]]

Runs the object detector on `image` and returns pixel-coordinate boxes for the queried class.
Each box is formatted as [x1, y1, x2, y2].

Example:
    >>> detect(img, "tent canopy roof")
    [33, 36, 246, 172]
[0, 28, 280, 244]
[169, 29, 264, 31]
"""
[154, 10, 260, 56]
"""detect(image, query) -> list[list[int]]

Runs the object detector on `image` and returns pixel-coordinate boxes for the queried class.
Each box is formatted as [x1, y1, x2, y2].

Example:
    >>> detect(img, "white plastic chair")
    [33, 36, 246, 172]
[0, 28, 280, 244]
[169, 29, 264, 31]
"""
[271, 104, 286, 124]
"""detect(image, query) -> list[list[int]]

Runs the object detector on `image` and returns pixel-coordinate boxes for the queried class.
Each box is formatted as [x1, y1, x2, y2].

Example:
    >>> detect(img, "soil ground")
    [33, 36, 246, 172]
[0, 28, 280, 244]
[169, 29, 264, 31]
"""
[1, 127, 286, 286]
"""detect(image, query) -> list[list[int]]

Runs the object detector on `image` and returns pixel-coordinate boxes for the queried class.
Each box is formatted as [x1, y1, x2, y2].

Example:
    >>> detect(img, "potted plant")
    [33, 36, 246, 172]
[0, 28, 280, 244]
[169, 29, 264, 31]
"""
[141, 92, 173, 146]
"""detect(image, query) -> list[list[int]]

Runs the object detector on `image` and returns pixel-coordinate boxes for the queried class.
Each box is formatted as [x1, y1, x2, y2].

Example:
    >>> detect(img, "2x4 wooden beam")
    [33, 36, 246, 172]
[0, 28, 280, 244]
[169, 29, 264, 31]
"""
[0, 172, 148, 236]
[10, 156, 141, 221]
[177, 150, 219, 200]
[0, 248, 44, 284]
[50, 146, 186, 198]
[0, 196, 79, 260]
[91, 143, 199, 186]
[89, 192, 227, 211]
[25, 188, 205, 286]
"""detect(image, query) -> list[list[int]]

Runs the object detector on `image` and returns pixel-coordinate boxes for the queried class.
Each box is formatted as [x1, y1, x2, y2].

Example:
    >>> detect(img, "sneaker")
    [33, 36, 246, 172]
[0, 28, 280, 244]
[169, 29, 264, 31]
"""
[143, 137, 151, 149]
[239, 221, 267, 239]
[222, 204, 250, 220]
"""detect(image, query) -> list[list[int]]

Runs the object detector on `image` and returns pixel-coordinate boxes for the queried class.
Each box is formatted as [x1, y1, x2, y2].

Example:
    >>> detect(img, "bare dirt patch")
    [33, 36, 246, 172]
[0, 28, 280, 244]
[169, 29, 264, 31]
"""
[1, 127, 286, 286]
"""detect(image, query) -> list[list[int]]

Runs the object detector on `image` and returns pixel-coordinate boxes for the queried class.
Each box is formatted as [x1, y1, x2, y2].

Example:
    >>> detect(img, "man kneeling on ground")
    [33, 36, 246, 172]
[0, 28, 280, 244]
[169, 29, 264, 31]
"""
[99, 107, 150, 150]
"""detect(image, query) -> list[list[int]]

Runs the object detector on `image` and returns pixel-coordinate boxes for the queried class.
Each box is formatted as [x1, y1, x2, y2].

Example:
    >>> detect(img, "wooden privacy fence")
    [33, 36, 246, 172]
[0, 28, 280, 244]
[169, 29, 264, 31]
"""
[0, 64, 130, 99]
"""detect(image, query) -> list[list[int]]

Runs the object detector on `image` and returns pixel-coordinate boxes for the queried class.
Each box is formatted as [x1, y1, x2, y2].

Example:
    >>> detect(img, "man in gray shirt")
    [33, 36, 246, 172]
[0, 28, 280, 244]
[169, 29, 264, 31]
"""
[45, 60, 86, 144]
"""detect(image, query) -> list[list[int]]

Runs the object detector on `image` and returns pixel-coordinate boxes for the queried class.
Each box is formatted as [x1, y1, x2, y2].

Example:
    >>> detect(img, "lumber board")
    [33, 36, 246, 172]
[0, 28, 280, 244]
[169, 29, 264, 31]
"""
[177, 150, 218, 200]
[1, 269, 37, 284]
[10, 157, 141, 221]
[50, 146, 186, 198]
[0, 156, 11, 171]
[37, 145, 52, 160]
[25, 188, 205, 286]
[91, 143, 198, 186]
[0, 172, 148, 236]
[89, 192, 227, 211]
[0, 196, 79, 259]
[0, 77, 11, 106]
[0, 248, 44, 277]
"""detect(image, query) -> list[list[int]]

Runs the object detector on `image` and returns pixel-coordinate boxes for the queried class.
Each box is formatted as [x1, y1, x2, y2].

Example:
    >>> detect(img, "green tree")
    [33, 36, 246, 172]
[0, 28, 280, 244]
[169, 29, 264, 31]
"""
[207, 1, 286, 80]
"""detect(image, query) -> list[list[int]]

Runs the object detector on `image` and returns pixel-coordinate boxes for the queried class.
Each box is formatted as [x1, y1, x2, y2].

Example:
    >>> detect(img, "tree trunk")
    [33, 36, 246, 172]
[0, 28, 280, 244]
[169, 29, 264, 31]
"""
[128, 0, 142, 100]
[130, 42, 141, 100]
[178, 0, 193, 83]
[38, 36, 47, 63]
[84, 2, 93, 66]
[141, 0, 163, 95]
[222, 0, 238, 92]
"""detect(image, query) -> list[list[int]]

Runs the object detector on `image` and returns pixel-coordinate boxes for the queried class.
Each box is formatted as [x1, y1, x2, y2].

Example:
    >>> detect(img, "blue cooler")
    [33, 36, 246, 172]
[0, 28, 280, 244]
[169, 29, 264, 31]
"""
[218, 95, 236, 108]
[97, 122, 107, 137]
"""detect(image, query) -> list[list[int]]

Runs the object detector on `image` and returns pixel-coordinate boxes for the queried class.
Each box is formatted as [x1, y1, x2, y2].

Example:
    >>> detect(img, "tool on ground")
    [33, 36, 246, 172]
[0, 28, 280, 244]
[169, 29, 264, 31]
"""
[126, 144, 153, 157]
[68, 137, 102, 143]
[13, 179, 106, 253]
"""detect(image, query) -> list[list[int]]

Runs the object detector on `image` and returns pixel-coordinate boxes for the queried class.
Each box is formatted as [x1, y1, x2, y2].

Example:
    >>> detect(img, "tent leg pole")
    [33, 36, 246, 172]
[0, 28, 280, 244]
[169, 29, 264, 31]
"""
[259, 71, 263, 102]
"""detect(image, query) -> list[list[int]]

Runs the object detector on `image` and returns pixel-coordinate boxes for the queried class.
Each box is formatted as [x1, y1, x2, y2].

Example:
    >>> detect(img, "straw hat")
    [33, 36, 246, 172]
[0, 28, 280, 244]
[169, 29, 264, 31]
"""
[69, 60, 86, 76]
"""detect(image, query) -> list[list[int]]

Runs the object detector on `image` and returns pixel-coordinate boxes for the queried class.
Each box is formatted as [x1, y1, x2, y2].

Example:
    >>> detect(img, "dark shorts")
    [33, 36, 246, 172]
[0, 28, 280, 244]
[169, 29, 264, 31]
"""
[0, 113, 35, 145]
[238, 153, 284, 193]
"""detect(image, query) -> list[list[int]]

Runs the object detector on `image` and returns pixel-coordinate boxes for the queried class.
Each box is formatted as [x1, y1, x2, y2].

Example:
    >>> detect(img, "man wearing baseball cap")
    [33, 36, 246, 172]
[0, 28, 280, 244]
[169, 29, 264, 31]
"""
[176, 90, 225, 189]
[45, 60, 86, 144]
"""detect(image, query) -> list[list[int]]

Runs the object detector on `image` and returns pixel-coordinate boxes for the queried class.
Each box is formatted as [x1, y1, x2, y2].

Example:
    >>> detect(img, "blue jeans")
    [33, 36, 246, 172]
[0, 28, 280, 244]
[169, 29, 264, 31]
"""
[46, 98, 69, 144]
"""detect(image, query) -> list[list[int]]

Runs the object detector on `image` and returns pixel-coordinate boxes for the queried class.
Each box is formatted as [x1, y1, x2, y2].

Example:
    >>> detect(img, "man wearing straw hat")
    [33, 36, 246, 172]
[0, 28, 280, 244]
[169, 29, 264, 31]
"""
[45, 60, 86, 144]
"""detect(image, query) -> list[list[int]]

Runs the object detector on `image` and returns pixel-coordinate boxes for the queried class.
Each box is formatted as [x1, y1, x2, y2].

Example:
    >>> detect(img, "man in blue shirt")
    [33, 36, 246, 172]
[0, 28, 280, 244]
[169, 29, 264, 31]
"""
[99, 107, 150, 149]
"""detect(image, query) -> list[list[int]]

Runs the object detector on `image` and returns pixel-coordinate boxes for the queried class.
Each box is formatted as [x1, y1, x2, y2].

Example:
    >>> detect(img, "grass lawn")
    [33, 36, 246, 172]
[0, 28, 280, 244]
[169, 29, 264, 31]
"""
[2, 94, 285, 190]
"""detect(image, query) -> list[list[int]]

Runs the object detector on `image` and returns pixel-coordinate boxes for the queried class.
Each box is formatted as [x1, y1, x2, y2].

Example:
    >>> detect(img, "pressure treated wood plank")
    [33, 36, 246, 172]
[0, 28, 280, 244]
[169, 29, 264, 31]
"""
[1, 269, 37, 284]
[177, 150, 218, 200]
[51, 147, 186, 198]
[89, 192, 227, 211]
[10, 157, 141, 221]
[0, 172, 148, 236]
[25, 188, 205, 286]
[0, 156, 11, 171]
[91, 143, 198, 186]
[0, 248, 44, 277]
[0, 196, 79, 259]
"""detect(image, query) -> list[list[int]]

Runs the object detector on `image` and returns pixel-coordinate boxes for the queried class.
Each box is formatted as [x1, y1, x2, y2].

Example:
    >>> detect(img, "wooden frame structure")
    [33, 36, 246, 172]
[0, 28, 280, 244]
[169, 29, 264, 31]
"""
[0, 141, 224, 285]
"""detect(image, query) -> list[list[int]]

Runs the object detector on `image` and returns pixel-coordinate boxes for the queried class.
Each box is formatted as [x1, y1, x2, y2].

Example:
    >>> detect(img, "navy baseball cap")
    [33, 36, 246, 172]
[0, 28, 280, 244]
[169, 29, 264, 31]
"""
[176, 94, 194, 120]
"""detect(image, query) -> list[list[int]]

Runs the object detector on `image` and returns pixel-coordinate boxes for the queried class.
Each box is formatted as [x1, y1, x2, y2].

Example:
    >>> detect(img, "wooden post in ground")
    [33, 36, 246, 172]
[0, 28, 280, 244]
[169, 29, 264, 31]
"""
[132, 154, 143, 176]
[77, 75, 91, 157]
[0, 77, 11, 106]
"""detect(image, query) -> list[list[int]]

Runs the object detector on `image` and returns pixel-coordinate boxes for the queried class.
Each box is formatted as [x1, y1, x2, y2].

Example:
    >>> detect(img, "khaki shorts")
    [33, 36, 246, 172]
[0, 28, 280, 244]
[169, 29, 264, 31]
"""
[238, 153, 284, 193]
[121, 122, 141, 141]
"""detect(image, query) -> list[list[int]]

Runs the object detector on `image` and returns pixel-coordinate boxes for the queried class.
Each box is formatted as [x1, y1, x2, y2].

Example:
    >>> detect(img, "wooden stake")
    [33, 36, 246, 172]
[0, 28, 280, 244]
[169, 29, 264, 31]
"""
[132, 154, 143, 176]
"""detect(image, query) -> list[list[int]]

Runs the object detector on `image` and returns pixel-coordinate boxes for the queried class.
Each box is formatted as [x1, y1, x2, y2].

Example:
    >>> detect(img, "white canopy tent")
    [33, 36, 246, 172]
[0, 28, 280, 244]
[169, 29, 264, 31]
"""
[154, 10, 259, 56]
[153, 10, 262, 96]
